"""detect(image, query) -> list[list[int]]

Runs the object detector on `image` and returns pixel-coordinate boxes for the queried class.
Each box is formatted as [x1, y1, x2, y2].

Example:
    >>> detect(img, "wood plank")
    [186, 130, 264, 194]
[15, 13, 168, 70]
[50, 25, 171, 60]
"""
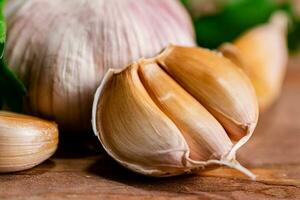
[1, 57, 300, 200]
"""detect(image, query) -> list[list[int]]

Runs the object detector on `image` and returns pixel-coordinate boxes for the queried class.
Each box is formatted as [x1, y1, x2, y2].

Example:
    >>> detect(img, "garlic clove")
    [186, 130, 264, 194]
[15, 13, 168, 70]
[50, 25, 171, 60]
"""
[93, 64, 191, 177]
[0, 112, 58, 173]
[137, 59, 233, 161]
[156, 45, 259, 141]
[220, 12, 288, 111]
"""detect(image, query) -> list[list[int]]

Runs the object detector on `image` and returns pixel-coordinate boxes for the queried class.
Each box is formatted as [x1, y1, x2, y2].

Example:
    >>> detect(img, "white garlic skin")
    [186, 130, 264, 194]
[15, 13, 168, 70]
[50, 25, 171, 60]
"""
[4, 0, 195, 132]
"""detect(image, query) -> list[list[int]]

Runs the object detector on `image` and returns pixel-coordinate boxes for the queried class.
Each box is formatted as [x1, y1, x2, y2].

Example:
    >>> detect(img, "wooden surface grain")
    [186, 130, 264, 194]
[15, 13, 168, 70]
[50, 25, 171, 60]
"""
[1, 57, 300, 200]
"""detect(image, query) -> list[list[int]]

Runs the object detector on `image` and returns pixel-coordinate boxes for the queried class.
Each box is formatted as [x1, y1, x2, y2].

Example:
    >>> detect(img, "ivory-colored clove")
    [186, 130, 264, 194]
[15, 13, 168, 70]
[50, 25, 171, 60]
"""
[0, 112, 58, 173]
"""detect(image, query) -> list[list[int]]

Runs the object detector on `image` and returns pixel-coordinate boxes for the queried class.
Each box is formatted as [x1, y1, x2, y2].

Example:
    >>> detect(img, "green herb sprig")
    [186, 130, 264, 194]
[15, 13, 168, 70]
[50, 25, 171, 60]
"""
[0, 0, 26, 112]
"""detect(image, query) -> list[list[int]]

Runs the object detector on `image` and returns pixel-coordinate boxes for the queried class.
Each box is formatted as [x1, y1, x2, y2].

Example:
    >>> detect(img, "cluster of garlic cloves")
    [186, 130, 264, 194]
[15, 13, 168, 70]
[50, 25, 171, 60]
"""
[92, 45, 258, 179]
[220, 12, 289, 111]
[4, 0, 195, 132]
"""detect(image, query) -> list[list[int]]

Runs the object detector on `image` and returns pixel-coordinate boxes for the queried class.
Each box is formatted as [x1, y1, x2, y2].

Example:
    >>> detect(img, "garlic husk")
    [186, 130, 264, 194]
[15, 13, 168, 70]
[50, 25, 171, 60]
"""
[220, 12, 288, 111]
[4, 0, 195, 132]
[138, 60, 233, 161]
[92, 46, 258, 178]
[0, 112, 58, 173]
[157, 46, 259, 142]
[93, 64, 190, 176]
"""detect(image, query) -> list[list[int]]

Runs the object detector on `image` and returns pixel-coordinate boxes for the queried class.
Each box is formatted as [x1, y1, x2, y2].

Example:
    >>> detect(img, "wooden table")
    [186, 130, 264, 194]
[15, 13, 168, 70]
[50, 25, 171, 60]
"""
[1, 57, 300, 200]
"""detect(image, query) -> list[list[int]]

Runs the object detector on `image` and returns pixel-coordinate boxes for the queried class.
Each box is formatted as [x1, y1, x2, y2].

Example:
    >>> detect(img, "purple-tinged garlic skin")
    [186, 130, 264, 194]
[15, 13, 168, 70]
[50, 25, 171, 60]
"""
[5, 0, 195, 133]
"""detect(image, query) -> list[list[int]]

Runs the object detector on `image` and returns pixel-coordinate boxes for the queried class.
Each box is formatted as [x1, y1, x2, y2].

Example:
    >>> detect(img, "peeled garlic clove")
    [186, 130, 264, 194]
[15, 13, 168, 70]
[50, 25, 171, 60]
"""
[93, 46, 258, 179]
[157, 46, 258, 141]
[220, 12, 288, 111]
[5, 0, 195, 132]
[0, 112, 58, 173]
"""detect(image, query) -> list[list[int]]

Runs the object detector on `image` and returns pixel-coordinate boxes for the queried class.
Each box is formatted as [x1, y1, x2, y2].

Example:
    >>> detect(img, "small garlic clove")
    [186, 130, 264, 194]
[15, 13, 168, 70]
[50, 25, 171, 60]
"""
[220, 12, 288, 111]
[137, 59, 233, 161]
[157, 45, 259, 141]
[93, 64, 192, 177]
[0, 112, 58, 173]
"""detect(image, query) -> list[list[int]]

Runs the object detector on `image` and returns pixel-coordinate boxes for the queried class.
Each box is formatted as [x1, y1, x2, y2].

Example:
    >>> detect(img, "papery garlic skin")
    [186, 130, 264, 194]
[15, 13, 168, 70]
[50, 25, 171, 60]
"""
[94, 64, 191, 176]
[138, 60, 233, 161]
[0, 112, 58, 173]
[157, 46, 258, 142]
[4, 0, 195, 132]
[92, 46, 258, 178]
[220, 12, 288, 111]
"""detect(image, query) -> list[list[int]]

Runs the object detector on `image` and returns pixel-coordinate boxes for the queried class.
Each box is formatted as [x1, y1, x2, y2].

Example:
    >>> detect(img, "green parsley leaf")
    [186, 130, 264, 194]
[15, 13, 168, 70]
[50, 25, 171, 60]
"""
[288, 20, 300, 52]
[0, 59, 26, 112]
[183, 0, 300, 52]
[192, 0, 278, 49]
[0, 0, 27, 112]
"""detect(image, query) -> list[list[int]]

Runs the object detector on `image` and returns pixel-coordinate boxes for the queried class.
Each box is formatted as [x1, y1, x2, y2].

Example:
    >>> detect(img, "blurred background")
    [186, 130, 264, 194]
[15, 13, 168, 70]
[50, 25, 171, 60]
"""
[182, 0, 300, 52]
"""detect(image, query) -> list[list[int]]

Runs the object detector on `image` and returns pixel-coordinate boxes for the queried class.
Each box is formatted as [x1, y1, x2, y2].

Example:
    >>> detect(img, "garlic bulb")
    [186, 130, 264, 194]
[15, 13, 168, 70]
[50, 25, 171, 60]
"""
[220, 12, 288, 111]
[4, 0, 195, 132]
[92, 45, 258, 178]
[0, 112, 58, 173]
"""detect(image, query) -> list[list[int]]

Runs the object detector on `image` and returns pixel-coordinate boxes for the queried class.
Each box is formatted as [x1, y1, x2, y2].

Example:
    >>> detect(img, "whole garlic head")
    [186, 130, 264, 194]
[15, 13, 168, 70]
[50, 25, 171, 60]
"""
[4, 0, 195, 132]
[92, 46, 258, 178]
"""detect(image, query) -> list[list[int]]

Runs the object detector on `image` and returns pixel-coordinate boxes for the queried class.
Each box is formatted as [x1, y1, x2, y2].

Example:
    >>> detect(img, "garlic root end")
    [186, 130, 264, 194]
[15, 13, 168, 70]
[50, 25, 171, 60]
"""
[220, 158, 256, 180]
[201, 159, 256, 180]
